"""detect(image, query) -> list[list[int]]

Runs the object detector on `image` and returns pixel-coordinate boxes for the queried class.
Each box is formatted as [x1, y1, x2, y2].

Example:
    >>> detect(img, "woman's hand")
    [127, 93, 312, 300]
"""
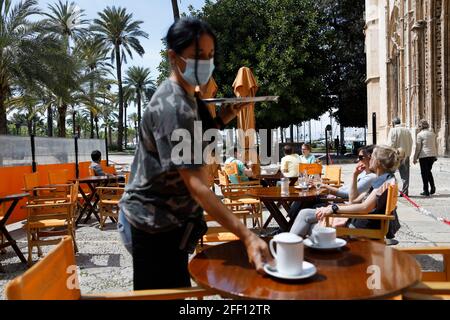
[315, 206, 333, 220]
[218, 103, 247, 125]
[244, 233, 272, 274]
[354, 162, 365, 175]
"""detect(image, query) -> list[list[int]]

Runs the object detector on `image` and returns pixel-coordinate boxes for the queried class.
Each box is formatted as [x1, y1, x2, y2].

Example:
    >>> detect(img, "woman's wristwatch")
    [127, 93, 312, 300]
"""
[332, 204, 340, 214]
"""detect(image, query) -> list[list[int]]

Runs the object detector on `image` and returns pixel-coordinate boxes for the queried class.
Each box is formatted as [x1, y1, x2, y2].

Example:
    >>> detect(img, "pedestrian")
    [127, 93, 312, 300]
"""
[413, 119, 438, 196]
[387, 117, 413, 196]
[118, 18, 270, 290]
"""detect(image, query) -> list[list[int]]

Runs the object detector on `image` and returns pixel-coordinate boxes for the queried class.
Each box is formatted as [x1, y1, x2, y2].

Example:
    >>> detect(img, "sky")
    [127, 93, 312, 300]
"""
[17, 0, 366, 139]
[37, 0, 208, 74]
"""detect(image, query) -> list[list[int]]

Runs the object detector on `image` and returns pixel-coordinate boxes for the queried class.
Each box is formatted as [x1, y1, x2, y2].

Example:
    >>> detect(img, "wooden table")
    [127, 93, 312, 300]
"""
[247, 186, 323, 231]
[72, 176, 122, 225]
[0, 193, 29, 264]
[189, 239, 422, 300]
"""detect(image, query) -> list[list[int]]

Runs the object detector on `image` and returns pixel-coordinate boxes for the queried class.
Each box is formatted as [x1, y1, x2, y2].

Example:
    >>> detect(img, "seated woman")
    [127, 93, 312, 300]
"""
[323, 145, 376, 200]
[290, 145, 401, 238]
[299, 143, 316, 164]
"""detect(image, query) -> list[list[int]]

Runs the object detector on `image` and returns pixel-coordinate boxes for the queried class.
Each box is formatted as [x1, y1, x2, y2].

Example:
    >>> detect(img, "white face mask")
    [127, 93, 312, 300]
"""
[178, 56, 215, 86]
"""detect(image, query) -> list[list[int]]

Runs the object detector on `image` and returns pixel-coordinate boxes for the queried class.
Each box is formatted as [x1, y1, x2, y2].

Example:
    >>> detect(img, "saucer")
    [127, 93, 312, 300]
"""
[263, 261, 317, 280]
[304, 238, 347, 250]
[294, 185, 309, 190]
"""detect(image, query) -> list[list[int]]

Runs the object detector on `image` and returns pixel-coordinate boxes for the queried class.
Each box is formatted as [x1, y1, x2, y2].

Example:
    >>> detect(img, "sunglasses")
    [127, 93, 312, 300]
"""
[358, 155, 365, 161]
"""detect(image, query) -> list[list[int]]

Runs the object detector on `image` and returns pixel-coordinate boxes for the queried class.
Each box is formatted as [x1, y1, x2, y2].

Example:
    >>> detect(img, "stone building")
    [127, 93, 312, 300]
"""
[365, 0, 449, 156]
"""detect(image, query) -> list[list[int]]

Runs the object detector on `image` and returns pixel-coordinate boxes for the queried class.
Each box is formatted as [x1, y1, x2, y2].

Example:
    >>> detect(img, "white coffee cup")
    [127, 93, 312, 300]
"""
[269, 233, 303, 276]
[311, 227, 337, 246]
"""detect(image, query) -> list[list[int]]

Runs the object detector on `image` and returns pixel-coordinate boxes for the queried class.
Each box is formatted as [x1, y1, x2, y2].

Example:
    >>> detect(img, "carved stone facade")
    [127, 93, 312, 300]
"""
[365, 0, 449, 156]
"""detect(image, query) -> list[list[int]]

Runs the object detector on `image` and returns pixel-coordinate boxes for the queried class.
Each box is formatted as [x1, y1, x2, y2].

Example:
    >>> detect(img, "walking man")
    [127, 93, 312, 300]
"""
[387, 117, 413, 196]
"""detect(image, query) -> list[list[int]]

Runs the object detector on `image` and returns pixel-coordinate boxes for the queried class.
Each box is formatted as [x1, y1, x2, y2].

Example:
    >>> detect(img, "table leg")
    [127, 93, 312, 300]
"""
[83, 182, 101, 223]
[0, 199, 27, 264]
[263, 201, 290, 231]
[76, 186, 95, 225]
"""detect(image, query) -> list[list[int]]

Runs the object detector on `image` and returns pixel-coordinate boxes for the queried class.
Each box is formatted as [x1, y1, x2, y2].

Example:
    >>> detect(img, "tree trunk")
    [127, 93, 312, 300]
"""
[57, 103, 67, 137]
[27, 119, 32, 136]
[95, 117, 99, 139]
[90, 78, 95, 139]
[137, 91, 142, 133]
[0, 92, 7, 134]
[115, 45, 124, 151]
[47, 104, 53, 137]
[290, 125, 294, 143]
[124, 102, 128, 149]
[108, 125, 112, 145]
[280, 128, 284, 143]
[90, 110, 94, 139]
[340, 125, 345, 155]
[171, 0, 180, 21]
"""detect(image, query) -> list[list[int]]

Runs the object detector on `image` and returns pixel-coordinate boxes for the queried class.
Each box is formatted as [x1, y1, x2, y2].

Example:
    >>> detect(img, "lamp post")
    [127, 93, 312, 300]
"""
[325, 124, 332, 165]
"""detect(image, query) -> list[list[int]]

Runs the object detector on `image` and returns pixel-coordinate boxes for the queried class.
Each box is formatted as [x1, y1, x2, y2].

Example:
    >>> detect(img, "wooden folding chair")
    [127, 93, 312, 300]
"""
[24, 182, 79, 266]
[196, 212, 240, 253]
[323, 165, 342, 187]
[6, 236, 212, 300]
[0, 202, 5, 254]
[23, 172, 65, 204]
[221, 185, 263, 229]
[298, 163, 323, 176]
[324, 183, 398, 241]
[96, 186, 124, 230]
[396, 247, 450, 300]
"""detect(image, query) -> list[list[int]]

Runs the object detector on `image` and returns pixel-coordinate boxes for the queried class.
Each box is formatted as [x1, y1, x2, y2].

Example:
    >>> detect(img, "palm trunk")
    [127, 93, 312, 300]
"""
[58, 103, 67, 137]
[124, 102, 128, 149]
[0, 92, 7, 134]
[95, 117, 99, 139]
[108, 125, 112, 144]
[115, 45, 124, 151]
[171, 0, 180, 21]
[137, 91, 142, 133]
[47, 104, 53, 137]
[90, 77, 95, 139]
[90, 110, 95, 139]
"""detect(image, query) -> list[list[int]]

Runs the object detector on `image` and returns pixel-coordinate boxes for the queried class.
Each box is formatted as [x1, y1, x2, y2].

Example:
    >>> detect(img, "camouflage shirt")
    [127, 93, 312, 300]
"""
[120, 79, 207, 234]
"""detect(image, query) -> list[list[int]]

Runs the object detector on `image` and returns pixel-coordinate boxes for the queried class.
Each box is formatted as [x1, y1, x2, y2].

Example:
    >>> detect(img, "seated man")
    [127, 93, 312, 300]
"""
[281, 145, 301, 178]
[225, 147, 253, 184]
[323, 145, 376, 199]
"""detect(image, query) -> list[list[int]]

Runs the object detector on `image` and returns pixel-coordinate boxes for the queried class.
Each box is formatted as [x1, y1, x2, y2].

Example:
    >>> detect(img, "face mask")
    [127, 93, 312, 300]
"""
[178, 56, 215, 86]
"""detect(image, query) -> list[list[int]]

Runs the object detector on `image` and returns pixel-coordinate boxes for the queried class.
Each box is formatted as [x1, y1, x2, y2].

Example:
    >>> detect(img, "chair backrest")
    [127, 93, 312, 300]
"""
[124, 172, 130, 184]
[385, 183, 398, 216]
[103, 165, 116, 175]
[298, 163, 322, 175]
[324, 165, 342, 185]
[24, 172, 40, 190]
[218, 170, 230, 186]
[48, 169, 69, 185]
[88, 167, 95, 176]
[5, 236, 81, 300]
[224, 162, 239, 176]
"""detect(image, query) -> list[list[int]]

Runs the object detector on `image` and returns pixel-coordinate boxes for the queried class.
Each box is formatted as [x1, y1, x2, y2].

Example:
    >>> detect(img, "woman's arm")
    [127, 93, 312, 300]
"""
[349, 163, 365, 202]
[316, 188, 378, 220]
[413, 134, 423, 164]
[178, 166, 271, 272]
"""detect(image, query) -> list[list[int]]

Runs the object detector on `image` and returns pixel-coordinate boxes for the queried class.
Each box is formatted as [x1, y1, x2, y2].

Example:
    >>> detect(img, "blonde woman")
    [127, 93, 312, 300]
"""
[290, 145, 401, 239]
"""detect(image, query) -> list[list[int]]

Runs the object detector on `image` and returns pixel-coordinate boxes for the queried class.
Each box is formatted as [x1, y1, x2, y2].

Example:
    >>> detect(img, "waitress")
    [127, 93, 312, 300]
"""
[119, 18, 271, 290]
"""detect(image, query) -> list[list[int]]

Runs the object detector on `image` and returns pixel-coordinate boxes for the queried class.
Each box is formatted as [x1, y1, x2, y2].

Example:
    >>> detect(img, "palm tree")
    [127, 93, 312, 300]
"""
[42, 0, 89, 137]
[43, 0, 89, 53]
[0, 0, 53, 134]
[91, 6, 148, 151]
[124, 66, 155, 133]
[74, 37, 111, 138]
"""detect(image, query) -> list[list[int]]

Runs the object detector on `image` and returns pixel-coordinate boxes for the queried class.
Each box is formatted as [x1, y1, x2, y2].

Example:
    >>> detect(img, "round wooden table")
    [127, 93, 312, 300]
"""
[247, 186, 324, 231]
[189, 239, 421, 300]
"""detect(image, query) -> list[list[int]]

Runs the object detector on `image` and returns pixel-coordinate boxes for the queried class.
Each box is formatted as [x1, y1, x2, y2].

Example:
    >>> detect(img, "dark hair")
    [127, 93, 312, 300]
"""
[91, 150, 101, 162]
[358, 145, 375, 156]
[392, 117, 401, 126]
[284, 145, 293, 155]
[302, 144, 312, 151]
[233, 147, 239, 155]
[166, 18, 217, 84]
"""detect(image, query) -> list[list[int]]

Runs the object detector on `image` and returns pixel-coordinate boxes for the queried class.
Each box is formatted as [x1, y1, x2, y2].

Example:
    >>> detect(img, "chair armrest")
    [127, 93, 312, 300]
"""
[318, 197, 346, 204]
[23, 187, 58, 192]
[329, 213, 395, 220]
[81, 287, 212, 300]
[395, 247, 450, 255]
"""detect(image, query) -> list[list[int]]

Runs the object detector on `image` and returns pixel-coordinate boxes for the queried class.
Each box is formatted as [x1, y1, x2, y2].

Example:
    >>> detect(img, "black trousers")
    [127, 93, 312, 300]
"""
[419, 157, 436, 193]
[130, 224, 191, 290]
